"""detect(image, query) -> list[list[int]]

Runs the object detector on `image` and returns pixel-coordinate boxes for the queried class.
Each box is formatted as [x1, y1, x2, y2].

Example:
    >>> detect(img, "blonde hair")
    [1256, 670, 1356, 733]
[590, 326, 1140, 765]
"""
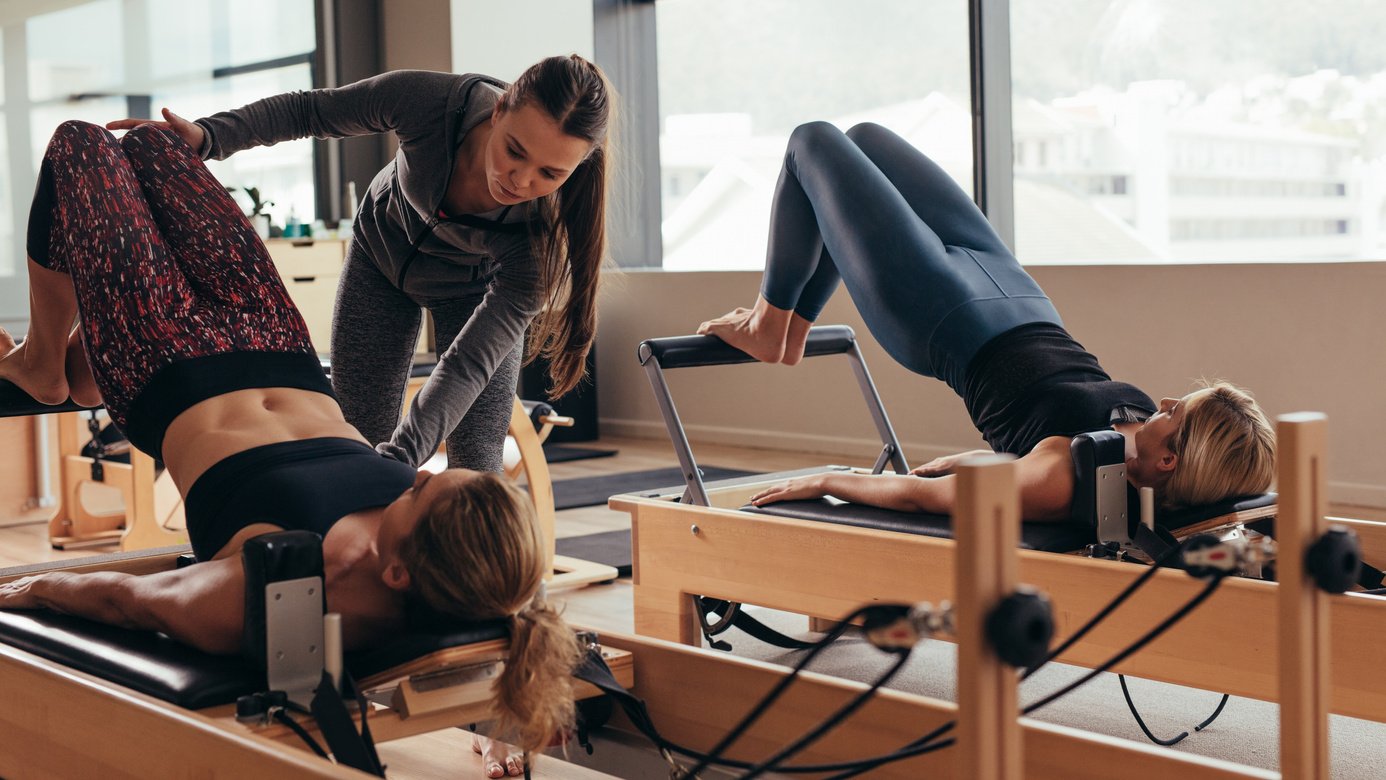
[397, 472, 581, 755]
[1163, 382, 1276, 509]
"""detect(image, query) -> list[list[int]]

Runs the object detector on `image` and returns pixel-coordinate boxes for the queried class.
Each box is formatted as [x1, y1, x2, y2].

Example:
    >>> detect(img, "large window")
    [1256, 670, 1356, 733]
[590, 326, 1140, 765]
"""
[2, 0, 316, 321]
[1011, 0, 1386, 263]
[654, 0, 972, 271]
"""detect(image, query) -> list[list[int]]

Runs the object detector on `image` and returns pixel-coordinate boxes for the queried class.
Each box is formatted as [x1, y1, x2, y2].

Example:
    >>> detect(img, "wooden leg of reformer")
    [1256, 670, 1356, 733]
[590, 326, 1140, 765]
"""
[1277, 413, 1331, 780]
[954, 455, 1023, 780]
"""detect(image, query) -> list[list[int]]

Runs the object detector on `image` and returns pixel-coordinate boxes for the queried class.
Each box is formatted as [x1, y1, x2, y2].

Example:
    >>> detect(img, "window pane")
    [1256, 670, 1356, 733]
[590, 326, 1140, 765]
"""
[147, 0, 315, 79]
[1011, 0, 1386, 263]
[656, 0, 972, 270]
[158, 64, 317, 227]
[28, 1, 125, 102]
[0, 126, 10, 278]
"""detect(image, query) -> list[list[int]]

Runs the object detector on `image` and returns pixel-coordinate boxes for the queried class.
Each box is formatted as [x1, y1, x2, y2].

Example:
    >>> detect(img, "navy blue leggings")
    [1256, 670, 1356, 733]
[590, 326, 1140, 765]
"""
[761, 122, 1062, 393]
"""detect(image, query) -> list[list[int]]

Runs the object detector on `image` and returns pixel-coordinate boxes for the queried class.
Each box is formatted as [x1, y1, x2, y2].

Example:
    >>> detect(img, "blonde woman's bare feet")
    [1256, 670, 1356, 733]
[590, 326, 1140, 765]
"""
[472, 733, 524, 778]
[781, 312, 815, 366]
[0, 326, 69, 404]
[64, 329, 101, 407]
[696, 295, 794, 364]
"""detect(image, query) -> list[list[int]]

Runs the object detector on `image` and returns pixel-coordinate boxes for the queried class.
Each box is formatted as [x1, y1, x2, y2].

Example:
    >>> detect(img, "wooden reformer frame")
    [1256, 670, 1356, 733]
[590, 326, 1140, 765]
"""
[617, 328, 1386, 727]
[0, 416, 1337, 778]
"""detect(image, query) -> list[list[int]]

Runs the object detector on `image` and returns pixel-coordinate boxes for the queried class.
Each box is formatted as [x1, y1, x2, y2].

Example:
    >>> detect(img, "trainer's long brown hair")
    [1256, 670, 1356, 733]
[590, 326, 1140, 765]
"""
[499, 54, 614, 398]
[397, 472, 582, 754]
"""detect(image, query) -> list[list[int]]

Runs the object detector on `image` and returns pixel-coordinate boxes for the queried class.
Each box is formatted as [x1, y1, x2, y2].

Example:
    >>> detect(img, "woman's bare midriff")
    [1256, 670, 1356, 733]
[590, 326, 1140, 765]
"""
[160, 388, 370, 493]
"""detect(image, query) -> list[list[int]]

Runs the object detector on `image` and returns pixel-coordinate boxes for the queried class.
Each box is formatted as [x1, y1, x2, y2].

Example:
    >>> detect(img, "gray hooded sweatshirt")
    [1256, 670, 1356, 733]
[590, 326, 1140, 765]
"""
[195, 70, 542, 466]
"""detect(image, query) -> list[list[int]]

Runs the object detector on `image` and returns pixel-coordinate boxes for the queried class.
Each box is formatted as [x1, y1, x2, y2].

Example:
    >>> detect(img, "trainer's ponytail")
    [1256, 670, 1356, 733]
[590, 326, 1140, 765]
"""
[495, 599, 583, 754]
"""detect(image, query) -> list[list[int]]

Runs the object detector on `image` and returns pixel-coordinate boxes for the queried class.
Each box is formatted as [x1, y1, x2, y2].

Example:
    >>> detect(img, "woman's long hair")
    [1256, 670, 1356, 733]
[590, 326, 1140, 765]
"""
[398, 472, 582, 754]
[499, 54, 614, 398]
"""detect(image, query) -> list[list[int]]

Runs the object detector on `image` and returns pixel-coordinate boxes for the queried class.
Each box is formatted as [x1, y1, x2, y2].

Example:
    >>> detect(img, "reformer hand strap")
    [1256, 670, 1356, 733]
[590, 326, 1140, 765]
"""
[696, 598, 816, 651]
[310, 670, 385, 777]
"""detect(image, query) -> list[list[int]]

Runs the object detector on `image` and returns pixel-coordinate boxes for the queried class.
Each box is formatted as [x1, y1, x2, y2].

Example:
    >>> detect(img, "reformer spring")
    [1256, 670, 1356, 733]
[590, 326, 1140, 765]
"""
[629, 534, 1238, 779]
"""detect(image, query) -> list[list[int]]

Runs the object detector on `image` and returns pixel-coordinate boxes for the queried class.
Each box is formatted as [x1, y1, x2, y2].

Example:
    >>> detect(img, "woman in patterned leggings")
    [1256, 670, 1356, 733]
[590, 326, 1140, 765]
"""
[0, 121, 580, 766]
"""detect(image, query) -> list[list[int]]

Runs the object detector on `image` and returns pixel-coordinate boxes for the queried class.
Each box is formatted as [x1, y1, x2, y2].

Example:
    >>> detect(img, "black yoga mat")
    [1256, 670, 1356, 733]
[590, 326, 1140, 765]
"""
[555, 530, 634, 577]
[551, 465, 755, 510]
[542, 443, 618, 464]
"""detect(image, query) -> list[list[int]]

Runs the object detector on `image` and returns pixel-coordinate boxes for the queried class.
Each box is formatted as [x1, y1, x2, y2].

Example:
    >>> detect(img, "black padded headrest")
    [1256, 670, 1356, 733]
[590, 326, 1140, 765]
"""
[1157, 492, 1278, 530]
[0, 609, 509, 709]
[746, 499, 1094, 553]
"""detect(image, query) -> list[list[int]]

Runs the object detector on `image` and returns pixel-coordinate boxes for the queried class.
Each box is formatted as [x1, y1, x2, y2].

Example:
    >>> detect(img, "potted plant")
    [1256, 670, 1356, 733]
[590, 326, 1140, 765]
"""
[239, 186, 275, 239]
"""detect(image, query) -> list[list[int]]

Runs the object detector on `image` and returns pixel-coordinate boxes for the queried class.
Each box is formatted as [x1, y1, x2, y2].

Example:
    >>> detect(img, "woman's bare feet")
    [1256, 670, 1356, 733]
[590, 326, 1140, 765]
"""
[64, 328, 101, 407]
[781, 312, 815, 367]
[0, 326, 70, 404]
[696, 295, 794, 364]
[472, 733, 524, 778]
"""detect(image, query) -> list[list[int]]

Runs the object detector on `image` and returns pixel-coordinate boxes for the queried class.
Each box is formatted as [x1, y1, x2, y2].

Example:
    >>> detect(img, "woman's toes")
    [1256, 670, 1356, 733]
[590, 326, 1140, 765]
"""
[505, 756, 525, 776]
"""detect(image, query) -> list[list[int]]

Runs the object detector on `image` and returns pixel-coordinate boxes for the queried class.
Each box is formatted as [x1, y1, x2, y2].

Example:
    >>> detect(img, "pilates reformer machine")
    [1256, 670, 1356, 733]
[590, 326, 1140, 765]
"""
[0, 409, 1352, 778]
[0, 371, 616, 590]
[613, 326, 1386, 727]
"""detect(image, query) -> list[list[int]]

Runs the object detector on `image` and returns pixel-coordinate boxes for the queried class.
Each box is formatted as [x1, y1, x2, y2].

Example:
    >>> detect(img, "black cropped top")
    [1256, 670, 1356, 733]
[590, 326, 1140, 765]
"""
[962, 323, 1156, 456]
[183, 437, 417, 560]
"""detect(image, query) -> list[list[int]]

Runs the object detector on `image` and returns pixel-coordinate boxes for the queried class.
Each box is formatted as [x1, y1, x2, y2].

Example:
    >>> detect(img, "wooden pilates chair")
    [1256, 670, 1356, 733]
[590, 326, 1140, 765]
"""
[395, 359, 617, 591]
[0, 420, 1338, 778]
[612, 327, 1386, 725]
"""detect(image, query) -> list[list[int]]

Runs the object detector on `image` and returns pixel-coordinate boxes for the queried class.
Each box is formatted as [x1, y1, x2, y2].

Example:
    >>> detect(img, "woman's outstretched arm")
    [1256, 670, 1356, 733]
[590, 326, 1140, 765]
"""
[750, 436, 1075, 521]
[0, 558, 245, 654]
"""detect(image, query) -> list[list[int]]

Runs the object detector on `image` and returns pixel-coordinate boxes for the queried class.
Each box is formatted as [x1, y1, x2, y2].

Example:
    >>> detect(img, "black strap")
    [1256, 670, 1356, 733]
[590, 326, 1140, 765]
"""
[309, 671, 385, 777]
[572, 648, 666, 747]
[696, 598, 816, 651]
[1358, 561, 1386, 590]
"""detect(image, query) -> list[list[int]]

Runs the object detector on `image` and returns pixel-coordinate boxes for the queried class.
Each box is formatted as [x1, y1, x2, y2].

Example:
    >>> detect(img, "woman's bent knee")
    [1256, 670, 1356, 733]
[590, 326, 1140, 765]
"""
[786, 120, 844, 159]
[50, 120, 117, 152]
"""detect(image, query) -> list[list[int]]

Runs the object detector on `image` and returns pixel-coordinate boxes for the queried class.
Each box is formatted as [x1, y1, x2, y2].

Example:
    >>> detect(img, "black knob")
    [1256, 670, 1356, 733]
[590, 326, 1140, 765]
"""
[985, 587, 1054, 668]
[1305, 526, 1361, 594]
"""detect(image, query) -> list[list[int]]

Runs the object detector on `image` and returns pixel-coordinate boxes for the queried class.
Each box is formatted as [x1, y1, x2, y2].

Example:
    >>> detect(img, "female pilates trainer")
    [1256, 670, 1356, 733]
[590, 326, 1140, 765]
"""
[107, 54, 614, 473]
[699, 121, 1275, 519]
[0, 120, 579, 767]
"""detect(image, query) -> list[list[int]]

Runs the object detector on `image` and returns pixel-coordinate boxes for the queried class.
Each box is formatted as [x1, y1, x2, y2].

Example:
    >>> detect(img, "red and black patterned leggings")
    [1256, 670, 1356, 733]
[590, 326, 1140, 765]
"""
[30, 121, 324, 454]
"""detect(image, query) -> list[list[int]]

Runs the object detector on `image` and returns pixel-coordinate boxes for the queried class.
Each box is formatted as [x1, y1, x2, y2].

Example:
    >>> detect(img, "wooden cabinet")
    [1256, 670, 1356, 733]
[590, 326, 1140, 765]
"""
[266, 238, 346, 356]
[265, 237, 429, 357]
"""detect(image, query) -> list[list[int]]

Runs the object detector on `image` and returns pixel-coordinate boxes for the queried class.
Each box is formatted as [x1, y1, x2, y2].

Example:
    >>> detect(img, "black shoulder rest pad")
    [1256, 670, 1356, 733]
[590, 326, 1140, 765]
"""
[241, 531, 326, 668]
[0, 608, 507, 710]
[0, 379, 99, 418]
[638, 325, 857, 369]
[745, 499, 1094, 553]
[1069, 430, 1126, 528]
